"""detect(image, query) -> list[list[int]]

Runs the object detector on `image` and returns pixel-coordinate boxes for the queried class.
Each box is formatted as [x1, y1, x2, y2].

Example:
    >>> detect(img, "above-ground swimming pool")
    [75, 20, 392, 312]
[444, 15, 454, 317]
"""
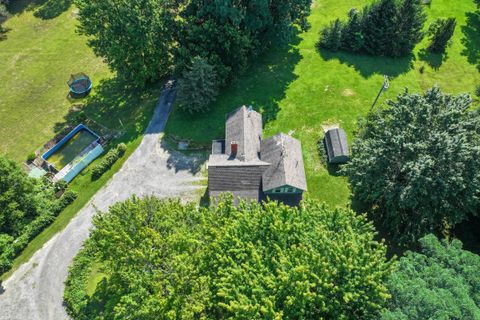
[42, 124, 103, 182]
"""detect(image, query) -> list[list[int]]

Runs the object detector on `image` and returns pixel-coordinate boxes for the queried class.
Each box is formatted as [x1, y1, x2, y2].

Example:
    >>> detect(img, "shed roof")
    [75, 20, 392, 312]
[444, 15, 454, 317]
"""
[261, 133, 307, 192]
[324, 128, 349, 161]
[225, 106, 263, 162]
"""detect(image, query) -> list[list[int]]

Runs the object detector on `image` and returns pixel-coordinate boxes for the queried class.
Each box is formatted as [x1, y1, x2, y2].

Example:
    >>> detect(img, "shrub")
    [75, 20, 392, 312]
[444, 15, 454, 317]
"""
[56, 190, 78, 212]
[27, 153, 36, 162]
[54, 180, 68, 193]
[91, 143, 126, 180]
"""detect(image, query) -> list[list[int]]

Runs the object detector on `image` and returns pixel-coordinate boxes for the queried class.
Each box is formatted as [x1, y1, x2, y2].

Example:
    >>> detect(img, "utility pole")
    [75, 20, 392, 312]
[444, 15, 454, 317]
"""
[370, 75, 389, 112]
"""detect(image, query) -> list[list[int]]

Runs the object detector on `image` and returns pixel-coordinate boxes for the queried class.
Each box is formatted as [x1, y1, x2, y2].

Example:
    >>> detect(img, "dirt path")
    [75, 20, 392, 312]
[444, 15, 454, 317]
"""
[0, 85, 205, 320]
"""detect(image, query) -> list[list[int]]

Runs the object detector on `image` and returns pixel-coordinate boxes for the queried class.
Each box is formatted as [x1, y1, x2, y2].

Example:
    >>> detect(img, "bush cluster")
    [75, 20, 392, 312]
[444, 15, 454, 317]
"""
[318, 0, 426, 57]
[91, 143, 126, 180]
[0, 156, 78, 274]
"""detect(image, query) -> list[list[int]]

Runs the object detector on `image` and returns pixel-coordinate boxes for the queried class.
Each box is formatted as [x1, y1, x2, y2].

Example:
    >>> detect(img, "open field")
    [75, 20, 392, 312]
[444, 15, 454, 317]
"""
[165, 0, 480, 208]
[0, 1, 161, 278]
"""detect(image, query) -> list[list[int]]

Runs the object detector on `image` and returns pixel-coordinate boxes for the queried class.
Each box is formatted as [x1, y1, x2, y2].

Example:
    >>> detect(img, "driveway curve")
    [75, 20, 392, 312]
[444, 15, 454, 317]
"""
[0, 85, 204, 320]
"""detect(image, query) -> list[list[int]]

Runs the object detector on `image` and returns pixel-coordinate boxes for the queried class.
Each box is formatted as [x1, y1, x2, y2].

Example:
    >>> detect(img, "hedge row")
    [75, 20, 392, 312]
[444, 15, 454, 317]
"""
[91, 143, 126, 180]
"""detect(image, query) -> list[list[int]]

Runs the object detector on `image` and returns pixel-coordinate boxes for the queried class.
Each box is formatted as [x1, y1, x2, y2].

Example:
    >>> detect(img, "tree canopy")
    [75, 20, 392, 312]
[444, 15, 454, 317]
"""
[318, 0, 426, 57]
[65, 196, 394, 319]
[382, 234, 480, 319]
[344, 87, 480, 247]
[0, 156, 76, 273]
[75, 0, 311, 88]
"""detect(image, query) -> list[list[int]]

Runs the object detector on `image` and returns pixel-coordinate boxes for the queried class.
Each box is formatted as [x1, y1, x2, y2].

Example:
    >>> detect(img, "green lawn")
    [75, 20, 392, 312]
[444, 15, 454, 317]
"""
[0, 1, 161, 278]
[165, 0, 480, 208]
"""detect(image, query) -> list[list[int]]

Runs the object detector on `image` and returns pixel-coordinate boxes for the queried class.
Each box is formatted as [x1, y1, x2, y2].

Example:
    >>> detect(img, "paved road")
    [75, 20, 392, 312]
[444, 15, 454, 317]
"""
[0, 85, 205, 320]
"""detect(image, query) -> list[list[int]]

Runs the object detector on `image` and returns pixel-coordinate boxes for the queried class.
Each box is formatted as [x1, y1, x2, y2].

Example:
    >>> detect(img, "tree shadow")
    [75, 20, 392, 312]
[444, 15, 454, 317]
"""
[165, 32, 302, 144]
[54, 78, 161, 146]
[7, 0, 71, 19]
[461, 10, 480, 71]
[160, 139, 207, 175]
[317, 48, 415, 78]
[418, 48, 448, 70]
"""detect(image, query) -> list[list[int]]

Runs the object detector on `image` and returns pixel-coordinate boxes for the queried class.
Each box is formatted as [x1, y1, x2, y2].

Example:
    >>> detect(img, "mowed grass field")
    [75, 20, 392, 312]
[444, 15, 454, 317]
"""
[0, 1, 161, 278]
[165, 0, 480, 208]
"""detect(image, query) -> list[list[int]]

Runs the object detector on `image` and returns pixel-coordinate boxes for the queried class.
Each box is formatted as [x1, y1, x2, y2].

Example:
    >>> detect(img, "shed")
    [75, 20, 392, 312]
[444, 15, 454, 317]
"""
[324, 128, 349, 164]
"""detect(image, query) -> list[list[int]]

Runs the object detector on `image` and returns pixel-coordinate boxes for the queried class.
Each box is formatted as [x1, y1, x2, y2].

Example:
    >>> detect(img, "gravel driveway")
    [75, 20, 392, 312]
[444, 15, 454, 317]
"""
[0, 85, 205, 320]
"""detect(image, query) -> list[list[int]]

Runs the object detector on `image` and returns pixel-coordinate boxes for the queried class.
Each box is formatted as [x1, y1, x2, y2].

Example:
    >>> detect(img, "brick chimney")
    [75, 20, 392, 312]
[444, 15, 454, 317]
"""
[231, 141, 238, 156]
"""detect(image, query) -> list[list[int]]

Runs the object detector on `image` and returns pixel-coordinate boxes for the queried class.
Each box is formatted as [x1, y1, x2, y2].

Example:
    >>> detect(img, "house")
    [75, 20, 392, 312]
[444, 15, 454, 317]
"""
[324, 128, 349, 164]
[208, 106, 307, 205]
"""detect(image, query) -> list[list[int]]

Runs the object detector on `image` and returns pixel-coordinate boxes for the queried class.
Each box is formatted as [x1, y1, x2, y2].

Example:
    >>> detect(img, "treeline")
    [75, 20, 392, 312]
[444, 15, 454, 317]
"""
[318, 0, 456, 57]
[0, 156, 77, 273]
[75, 0, 312, 113]
[65, 196, 480, 319]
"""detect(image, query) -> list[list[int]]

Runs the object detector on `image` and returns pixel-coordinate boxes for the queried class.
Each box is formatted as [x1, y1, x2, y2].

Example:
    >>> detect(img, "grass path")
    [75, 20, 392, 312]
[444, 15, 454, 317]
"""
[166, 0, 480, 208]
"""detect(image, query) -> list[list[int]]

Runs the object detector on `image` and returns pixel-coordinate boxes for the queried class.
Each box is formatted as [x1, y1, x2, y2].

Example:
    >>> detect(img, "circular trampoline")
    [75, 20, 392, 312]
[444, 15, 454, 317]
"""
[68, 73, 92, 98]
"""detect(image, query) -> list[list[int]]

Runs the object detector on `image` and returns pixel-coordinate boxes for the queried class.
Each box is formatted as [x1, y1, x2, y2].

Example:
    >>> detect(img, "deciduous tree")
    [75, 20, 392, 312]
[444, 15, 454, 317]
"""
[65, 196, 394, 319]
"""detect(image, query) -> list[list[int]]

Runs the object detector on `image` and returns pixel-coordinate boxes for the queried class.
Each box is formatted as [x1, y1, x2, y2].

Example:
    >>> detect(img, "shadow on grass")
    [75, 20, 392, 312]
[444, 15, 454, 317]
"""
[54, 78, 161, 145]
[165, 34, 302, 144]
[461, 10, 480, 71]
[317, 48, 415, 78]
[160, 139, 207, 175]
[418, 48, 448, 70]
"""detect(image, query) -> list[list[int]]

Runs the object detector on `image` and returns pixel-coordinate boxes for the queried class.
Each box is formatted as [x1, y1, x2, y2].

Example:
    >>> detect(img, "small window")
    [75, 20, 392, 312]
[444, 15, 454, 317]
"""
[287, 187, 294, 193]
[273, 188, 281, 193]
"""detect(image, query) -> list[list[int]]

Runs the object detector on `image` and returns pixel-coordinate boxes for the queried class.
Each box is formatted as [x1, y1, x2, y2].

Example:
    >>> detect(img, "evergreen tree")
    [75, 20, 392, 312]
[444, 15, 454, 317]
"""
[383, 234, 480, 319]
[176, 56, 220, 114]
[318, 0, 426, 57]
[361, 0, 398, 56]
[318, 18, 343, 51]
[344, 87, 480, 247]
[340, 8, 364, 52]
[394, 0, 426, 56]
[427, 17, 457, 53]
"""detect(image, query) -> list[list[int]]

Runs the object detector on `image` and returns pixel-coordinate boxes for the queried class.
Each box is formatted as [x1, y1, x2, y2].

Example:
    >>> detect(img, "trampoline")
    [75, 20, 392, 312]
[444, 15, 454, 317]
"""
[68, 73, 92, 98]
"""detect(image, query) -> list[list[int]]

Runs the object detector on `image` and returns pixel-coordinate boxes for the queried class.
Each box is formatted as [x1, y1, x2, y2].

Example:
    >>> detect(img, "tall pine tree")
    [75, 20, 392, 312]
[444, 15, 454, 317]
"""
[361, 0, 398, 56]
[395, 0, 426, 56]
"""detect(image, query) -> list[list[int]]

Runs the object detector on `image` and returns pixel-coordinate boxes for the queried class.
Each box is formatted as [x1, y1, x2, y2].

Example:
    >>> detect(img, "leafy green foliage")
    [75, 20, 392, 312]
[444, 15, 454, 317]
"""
[382, 234, 480, 319]
[91, 143, 126, 180]
[0, 0, 9, 40]
[75, 0, 312, 86]
[345, 87, 480, 247]
[65, 196, 394, 319]
[0, 156, 76, 273]
[74, 0, 176, 86]
[427, 17, 457, 53]
[176, 56, 219, 113]
[318, 0, 426, 57]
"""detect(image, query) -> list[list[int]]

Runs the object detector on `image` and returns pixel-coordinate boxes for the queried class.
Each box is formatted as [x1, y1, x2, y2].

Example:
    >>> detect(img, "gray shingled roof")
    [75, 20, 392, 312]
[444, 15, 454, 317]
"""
[324, 128, 349, 164]
[261, 133, 307, 192]
[225, 106, 263, 162]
